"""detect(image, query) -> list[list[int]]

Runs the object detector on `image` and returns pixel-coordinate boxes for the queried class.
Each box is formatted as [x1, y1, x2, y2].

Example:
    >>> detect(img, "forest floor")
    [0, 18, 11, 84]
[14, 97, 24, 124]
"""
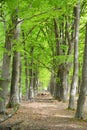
[0, 93, 87, 130]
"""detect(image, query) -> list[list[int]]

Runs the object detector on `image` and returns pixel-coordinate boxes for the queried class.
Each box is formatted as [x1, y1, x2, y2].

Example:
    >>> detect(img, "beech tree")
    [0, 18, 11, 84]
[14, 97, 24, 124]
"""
[51, 6, 76, 102]
[75, 22, 87, 119]
[0, 2, 13, 113]
[68, 1, 80, 109]
[6, 0, 21, 108]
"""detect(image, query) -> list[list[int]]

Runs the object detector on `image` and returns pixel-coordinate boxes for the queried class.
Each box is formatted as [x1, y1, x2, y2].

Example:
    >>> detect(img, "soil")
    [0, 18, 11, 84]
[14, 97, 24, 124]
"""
[0, 93, 87, 130]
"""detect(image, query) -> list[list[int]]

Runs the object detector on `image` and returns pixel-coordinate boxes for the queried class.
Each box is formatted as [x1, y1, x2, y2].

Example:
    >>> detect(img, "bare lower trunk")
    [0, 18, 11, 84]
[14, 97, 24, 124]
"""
[9, 52, 20, 107]
[54, 64, 69, 102]
[33, 71, 38, 96]
[75, 23, 87, 119]
[54, 67, 62, 101]
[29, 70, 38, 98]
[0, 54, 11, 113]
[62, 70, 68, 102]
[19, 62, 22, 102]
[48, 72, 55, 96]
[30, 74, 34, 98]
[68, 77, 77, 109]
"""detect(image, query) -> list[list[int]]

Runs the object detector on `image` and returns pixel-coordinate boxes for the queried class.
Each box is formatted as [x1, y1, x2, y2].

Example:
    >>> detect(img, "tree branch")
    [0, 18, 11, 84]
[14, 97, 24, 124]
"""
[17, 7, 61, 24]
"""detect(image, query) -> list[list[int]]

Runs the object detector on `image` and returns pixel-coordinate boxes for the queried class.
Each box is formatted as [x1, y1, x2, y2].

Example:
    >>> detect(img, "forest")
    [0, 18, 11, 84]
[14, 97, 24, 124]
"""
[0, 0, 87, 130]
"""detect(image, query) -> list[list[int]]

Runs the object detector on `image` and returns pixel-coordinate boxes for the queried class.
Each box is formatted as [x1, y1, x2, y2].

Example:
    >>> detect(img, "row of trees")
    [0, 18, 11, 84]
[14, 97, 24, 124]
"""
[0, 0, 87, 119]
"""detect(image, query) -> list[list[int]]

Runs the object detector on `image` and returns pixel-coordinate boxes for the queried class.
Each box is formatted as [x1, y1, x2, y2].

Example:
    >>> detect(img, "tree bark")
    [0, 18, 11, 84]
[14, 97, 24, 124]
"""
[19, 61, 22, 102]
[33, 71, 39, 96]
[0, 17, 12, 112]
[9, 52, 20, 107]
[0, 32, 11, 113]
[8, 9, 20, 107]
[68, 2, 80, 109]
[25, 59, 29, 100]
[48, 72, 56, 96]
[28, 46, 35, 99]
[75, 23, 87, 119]
[62, 66, 68, 102]
[29, 68, 34, 98]
[22, 30, 29, 100]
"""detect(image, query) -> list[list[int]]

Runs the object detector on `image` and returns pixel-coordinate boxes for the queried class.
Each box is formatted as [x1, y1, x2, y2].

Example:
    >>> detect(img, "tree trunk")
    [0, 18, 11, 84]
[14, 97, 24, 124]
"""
[8, 10, 20, 107]
[19, 62, 22, 102]
[62, 67, 68, 102]
[29, 69, 34, 98]
[33, 71, 39, 96]
[0, 38, 11, 113]
[53, 18, 62, 101]
[28, 47, 35, 99]
[0, 22, 12, 113]
[22, 30, 29, 100]
[75, 23, 87, 119]
[25, 59, 29, 100]
[48, 72, 56, 96]
[54, 66, 62, 101]
[68, 2, 80, 109]
[53, 18, 71, 102]
[9, 52, 20, 107]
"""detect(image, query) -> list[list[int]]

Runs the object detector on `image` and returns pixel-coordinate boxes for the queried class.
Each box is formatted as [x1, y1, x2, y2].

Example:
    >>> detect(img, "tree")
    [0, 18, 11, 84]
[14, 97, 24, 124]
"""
[8, 9, 21, 107]
[68, 1, 80, 109]
[0, 2, 12, 113]
[53, 15, 74, 102]
[0, 26, 12, 113]
[75, 22, 87, 119]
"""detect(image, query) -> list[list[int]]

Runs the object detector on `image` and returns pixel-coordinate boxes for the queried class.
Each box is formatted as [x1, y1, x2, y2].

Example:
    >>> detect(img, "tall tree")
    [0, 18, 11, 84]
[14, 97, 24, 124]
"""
[68, 1, 80, 109]
[8, 9, 21, 107]
[53, 16, 74, 102]
[75, 22, 87, 119]
[0, 3, 12, 113]
[0, 25, 12, 113]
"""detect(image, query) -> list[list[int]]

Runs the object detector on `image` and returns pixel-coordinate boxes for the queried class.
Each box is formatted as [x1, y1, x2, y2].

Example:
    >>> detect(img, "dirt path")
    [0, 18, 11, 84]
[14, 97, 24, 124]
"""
[0, 94, 87, 130]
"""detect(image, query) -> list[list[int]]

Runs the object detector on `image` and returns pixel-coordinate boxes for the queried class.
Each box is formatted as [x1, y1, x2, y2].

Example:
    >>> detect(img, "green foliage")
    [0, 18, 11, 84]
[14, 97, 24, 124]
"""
[0, 0, 86, 97]
[0, 97, 3, 101]
[0, 87, 3, 101]
[0, 87, 2, 91]
[39, 68, 51, 90]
